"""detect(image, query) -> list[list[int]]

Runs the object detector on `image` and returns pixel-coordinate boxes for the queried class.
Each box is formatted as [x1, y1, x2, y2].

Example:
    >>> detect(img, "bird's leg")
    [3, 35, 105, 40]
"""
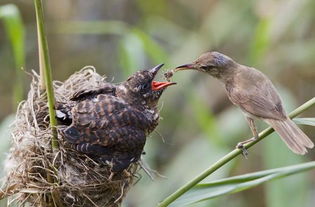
[236, 117, 259, 157]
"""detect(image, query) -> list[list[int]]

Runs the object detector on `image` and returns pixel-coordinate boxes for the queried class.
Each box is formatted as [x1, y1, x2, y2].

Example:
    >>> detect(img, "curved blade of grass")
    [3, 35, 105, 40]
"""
[263, 129, 309, 207]
[0, 4, 25, 106]
[293, 118, 315, 126]
[169, 161, 315, 207]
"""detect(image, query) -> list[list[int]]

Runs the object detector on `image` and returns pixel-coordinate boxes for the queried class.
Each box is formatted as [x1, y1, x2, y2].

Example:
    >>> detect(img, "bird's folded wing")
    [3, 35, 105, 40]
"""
[63, 94, 149, 147]
[70, 84, 116, 101]
[227, 75, 286, 120]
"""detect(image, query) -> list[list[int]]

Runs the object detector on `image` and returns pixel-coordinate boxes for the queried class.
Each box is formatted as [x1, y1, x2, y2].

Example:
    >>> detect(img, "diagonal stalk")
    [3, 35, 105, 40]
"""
[34, 0, 58, 149]
[158, 97, 315, 207]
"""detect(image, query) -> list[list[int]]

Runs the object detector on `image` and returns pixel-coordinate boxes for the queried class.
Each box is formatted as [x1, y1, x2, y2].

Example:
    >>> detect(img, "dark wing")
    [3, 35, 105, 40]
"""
[62, 94, 149, 147]
[226, 67, 286, 120]
[70, 84, 116, 101]
[60, 94, 148, 172]
[64, 94, 127, 145]
[63, 125, 146, 172]
[67, 127, 146, 156]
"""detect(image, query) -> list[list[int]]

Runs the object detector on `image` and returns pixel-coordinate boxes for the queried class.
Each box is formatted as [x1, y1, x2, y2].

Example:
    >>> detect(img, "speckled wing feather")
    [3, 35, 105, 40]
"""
[70, 83, 116, 101]
[60, 94, 150, 171]
[226, 67, 286, 120]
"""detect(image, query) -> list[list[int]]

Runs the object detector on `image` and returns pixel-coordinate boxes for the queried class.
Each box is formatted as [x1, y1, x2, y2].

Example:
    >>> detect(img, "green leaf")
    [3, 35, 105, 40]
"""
[248, 18, 271, 66]
[169, 162, 315, 207]
[132, 28, 168, 64]
[263, 132, 309, 207]
[118, 32, 146, 77]
[0, 4, 25, 68]
[293, 118, 315, 126]
[0, 4, 25, 106]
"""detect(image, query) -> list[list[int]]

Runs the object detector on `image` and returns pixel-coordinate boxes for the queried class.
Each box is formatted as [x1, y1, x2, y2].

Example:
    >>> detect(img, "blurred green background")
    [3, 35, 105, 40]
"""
[0, 0, 315, 206]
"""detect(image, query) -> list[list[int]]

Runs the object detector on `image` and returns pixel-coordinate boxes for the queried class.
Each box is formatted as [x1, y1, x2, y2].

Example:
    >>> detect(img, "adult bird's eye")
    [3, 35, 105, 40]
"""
[201, 65, 214, 70]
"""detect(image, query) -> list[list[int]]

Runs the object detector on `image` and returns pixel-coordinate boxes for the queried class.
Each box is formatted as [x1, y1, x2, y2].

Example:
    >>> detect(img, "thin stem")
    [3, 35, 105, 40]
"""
[158, 97, 315, 207]
[34, 0, 58, 149]
[34, 1, 61, 205]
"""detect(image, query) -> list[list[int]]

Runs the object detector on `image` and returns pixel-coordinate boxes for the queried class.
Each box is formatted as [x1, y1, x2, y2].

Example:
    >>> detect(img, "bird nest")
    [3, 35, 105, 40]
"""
[1, 67, 141, 207]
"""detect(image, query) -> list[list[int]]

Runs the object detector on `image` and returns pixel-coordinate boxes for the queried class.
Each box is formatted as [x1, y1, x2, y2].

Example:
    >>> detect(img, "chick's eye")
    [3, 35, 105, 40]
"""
[140, 82, 151, 92]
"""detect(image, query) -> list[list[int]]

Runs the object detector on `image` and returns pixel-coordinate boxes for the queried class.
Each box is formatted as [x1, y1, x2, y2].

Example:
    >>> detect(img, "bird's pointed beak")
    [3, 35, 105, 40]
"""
[151, 81, 176, 91]
[174, 63, 196, 72]
[149, 63, 164, 76]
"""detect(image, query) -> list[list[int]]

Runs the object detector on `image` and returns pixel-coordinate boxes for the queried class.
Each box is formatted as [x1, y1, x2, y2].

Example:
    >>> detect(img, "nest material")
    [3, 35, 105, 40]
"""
[2, 67, 140, 207]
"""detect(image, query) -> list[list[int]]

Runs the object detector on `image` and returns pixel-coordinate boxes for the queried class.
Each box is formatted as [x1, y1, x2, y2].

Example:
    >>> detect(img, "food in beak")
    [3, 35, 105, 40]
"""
[164, 70, 175, 82]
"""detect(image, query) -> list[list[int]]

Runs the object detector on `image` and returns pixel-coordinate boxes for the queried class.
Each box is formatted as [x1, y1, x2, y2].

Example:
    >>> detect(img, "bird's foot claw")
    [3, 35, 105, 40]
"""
[236, 143, 249, 159]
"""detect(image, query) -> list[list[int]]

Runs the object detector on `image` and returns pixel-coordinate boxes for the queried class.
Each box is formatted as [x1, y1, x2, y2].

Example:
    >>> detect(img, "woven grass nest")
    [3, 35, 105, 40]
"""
[1, 67, 142, 207]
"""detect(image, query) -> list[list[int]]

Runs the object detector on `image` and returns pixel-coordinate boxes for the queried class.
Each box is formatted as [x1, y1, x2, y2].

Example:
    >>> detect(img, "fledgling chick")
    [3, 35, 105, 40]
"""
[56, 64, 176, 173]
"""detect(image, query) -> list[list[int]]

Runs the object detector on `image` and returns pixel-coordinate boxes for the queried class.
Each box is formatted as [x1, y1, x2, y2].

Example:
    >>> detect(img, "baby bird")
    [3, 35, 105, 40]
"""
[56, 64, 175, 173]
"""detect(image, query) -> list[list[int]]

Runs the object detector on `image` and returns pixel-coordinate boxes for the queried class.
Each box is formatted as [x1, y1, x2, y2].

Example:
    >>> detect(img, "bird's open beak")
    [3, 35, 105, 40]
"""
[151, 81, 176, 91]
[149, 63, 176, 91]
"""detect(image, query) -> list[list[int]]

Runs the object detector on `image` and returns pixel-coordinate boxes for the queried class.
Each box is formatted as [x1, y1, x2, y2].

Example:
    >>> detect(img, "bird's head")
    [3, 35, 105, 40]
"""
[175, 51, 236, 79]
[120, 64, 176, 107]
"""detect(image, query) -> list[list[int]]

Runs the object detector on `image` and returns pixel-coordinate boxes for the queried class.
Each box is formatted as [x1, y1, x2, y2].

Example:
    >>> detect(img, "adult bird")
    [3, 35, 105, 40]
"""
[174, 51, 313, 155]
[56, 64, 176, 174]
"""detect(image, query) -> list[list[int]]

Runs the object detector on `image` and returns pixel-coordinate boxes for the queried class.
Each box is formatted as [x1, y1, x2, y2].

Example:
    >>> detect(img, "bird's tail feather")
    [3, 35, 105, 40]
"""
[265, 118, 314, 155]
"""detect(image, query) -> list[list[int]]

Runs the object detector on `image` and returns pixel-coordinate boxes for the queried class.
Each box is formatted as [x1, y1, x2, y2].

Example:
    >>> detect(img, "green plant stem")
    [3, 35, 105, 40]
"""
[34, 0, 58, 149]
[158, 97, 315, 207]
[34, 1, 63, 206]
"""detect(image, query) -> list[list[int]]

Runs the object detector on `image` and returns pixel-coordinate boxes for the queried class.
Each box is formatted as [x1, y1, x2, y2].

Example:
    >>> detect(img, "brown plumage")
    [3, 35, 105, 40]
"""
[56, 64, 175, 172]
[175, 51, 313, 155]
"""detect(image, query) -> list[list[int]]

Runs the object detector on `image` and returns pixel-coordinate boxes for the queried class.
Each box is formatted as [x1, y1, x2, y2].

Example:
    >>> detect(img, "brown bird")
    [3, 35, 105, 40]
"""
[56, 64, 176, 172]
[174, 51, 314, 155]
